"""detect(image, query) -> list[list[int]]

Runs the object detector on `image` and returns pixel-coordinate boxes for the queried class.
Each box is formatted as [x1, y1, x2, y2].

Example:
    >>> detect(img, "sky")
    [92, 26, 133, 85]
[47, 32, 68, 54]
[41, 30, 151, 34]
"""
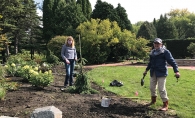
[34, 0, 195, 24]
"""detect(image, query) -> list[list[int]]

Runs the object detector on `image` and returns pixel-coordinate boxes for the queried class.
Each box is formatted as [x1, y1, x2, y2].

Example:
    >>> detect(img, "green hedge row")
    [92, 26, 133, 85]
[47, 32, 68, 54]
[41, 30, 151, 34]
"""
[148, 39, 195, 59]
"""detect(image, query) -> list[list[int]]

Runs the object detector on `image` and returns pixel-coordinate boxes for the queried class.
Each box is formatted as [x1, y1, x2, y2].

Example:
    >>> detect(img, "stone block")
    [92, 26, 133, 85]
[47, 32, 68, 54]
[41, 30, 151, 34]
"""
[30, 106, 62, 118]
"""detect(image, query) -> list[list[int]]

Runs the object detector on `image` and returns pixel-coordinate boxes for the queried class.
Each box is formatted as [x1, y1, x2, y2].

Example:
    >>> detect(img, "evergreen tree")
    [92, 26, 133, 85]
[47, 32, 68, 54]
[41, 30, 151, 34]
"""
[43, 0, 55, 44]
[153, 18, 157, 27]
[62, 3, 87, 36]
[115, 3, 133, 31]
[43, 0, 87, 43]
[156, 14, 178, 39]
[21, 0, 42, 59]
[0, 0, 40, 54]
[76, 0, 92, 20]
[91, 0, 119, 23]
[136, 21, 157, 40]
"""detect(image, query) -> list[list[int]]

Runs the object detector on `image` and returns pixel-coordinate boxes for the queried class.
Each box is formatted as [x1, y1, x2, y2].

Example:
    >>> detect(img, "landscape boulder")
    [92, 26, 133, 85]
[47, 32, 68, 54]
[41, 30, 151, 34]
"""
[30, 106, 62, 118]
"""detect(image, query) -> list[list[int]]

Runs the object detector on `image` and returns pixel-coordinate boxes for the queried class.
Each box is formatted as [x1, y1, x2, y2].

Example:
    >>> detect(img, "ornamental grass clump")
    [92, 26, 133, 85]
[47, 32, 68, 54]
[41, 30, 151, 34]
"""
[0, 86, 6, 100]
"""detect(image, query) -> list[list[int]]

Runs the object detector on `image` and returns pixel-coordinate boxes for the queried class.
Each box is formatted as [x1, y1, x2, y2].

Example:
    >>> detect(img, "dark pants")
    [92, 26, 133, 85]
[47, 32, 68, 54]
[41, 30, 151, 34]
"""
[64, 59, 75, 86]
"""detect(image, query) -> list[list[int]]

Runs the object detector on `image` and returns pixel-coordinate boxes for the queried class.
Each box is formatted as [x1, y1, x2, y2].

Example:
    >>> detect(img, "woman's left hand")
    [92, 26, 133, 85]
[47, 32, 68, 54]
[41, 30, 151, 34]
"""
[175, 72, 180, 78]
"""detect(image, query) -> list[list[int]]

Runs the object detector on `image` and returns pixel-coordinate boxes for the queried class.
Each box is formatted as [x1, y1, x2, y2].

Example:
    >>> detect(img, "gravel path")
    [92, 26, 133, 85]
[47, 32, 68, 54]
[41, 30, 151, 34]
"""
[84, 61, 195, 70]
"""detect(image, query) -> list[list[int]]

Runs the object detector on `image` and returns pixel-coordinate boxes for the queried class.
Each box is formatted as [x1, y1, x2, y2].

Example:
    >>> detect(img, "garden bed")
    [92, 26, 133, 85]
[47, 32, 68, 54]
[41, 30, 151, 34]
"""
[0, 66, 178, 118]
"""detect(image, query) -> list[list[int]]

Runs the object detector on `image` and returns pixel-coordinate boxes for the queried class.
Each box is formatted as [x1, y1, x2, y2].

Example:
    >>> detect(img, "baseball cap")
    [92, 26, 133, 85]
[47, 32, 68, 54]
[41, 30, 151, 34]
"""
[154, 38, 162, 44]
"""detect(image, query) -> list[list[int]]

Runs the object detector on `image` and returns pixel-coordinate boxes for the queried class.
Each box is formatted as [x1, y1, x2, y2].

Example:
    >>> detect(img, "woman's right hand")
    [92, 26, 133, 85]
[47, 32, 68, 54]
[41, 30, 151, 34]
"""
[143, 71, 147, 76]
[65, 59, 70, 64]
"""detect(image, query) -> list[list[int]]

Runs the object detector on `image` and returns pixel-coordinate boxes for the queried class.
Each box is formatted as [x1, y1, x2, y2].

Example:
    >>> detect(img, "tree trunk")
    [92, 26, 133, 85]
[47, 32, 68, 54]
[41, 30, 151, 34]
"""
[14, 33, 19, 54]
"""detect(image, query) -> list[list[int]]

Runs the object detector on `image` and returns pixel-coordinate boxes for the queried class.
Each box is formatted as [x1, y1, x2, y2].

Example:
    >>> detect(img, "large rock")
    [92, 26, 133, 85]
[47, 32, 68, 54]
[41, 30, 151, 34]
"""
[30, 106, 62, 118]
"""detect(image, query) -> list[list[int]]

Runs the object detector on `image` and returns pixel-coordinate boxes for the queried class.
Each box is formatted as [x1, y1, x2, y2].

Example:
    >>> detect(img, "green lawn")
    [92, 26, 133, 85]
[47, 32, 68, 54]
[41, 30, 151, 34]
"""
[87, 66, 195, 118]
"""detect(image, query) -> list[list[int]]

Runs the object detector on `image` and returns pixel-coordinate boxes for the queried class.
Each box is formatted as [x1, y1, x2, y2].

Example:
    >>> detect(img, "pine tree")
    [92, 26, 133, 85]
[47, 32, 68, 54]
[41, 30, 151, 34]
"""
[43, 0, 87, 42]
[136, 21, 157, 40]
[156, 14, 178, 39]
[91, 0, 119, 22]
[115, 3, 133, 31]
[76, 0, 92, 20]
[0, 0, 40, 54]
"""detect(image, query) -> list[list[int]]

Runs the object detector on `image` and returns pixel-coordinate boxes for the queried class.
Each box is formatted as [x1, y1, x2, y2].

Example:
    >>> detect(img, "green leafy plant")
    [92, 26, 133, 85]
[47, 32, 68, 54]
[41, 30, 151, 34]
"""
[19, 65, 33, 82]
[73, 72, 98, 94]
[0, 86, 6, 100]
[0, 78, 19, 91]
[187, 42, 195, 58]
[29, 70, 54, 89]
[4, 63, 17, 76]
[39, 62, 53, 73]
[46, 50, 59, 64]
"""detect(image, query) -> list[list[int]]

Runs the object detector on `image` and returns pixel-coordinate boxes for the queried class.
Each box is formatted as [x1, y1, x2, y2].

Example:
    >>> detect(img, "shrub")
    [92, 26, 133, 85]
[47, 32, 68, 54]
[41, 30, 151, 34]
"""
[29, 70, 54, 88]
[46, 50, 59, 64]
[0, 78, 19, 91]
[39, 62, 53, 73]
[47, 35, 68, 61]
[19, 65, 33, 82]
[70, 72, 98, 94]
[4, 63, 17, 77]
[187, 42, 195, 58]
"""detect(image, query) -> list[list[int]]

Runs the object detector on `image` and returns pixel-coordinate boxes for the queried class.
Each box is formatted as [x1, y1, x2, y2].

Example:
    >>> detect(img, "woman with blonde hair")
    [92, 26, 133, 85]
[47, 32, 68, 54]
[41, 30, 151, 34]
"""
[61, 36, 77, 87]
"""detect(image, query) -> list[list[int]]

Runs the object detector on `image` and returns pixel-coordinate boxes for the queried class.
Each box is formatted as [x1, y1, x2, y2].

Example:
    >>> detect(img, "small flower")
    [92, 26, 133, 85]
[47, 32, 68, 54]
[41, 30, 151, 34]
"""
[11, 63, 16, 67]
[42, 62, 47, 67]
[4, 65, 8, 68]
[44, 71, 48, 74]
[23, 65, 29, 69]
[29, 69, 34, 74]
[48, 70, 52, 74]
[135, 91, 138, 96]
[33, 71, 39, 75]
[34, 67, 38, 71]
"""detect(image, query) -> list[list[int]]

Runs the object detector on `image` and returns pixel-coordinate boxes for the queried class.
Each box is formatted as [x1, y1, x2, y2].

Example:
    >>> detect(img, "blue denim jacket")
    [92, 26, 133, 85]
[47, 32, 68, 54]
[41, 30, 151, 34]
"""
[146, 48, 179, 77]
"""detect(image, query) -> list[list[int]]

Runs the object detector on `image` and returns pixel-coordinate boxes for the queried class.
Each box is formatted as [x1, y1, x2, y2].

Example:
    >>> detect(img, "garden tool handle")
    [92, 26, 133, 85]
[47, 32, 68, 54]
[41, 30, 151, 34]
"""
[141, 74, 146, 86]
[176, 76, 179, 82]
[175, 73, 180, 82]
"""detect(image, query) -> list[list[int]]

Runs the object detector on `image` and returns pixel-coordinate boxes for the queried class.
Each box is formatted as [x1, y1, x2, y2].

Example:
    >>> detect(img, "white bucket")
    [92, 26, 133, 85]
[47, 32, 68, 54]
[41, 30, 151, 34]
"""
[101, 97, 110, 107]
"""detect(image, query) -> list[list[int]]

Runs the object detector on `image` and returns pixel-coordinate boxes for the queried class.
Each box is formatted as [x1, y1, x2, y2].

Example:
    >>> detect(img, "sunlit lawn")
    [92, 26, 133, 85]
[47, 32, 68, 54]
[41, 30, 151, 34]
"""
[87, 66, 195, 118]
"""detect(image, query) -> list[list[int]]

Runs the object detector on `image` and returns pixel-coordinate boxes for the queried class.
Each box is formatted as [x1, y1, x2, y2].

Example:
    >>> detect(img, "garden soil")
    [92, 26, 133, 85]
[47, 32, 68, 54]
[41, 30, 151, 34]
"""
[0, 63, 181, 118]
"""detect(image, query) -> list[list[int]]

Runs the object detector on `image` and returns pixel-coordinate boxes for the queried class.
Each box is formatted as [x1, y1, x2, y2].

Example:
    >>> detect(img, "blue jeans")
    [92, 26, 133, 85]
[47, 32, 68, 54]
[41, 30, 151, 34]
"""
[64, 59, 75, 86]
